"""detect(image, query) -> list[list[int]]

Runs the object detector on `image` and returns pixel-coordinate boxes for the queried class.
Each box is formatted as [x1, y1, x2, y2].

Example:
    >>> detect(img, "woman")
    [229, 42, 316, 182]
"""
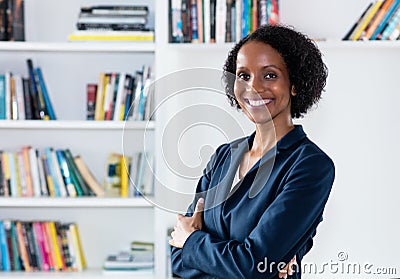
[169, 25, 335, 279]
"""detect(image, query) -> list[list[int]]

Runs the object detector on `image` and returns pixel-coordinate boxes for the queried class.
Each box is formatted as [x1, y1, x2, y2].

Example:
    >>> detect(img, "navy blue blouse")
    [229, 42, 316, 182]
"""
[171, 125, 335, 279]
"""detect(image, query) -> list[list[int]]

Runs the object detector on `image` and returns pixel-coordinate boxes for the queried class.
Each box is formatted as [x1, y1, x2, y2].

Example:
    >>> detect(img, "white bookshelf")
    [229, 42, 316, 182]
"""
[1, 0, 400, 278]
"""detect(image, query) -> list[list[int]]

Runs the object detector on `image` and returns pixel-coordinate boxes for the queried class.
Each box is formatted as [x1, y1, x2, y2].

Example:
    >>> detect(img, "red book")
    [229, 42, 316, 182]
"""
[86, 83, 97, 120]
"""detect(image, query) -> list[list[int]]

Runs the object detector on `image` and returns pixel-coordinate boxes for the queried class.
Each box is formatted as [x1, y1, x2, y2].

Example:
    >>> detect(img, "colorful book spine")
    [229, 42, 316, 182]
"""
[36, 67, 56, 120]
[371, 0, 400, 39]
[351, 1, 384, 40]
[363, 0, 395, 39]
[0, 221, 11, 271]
[380, 5, 400, 39]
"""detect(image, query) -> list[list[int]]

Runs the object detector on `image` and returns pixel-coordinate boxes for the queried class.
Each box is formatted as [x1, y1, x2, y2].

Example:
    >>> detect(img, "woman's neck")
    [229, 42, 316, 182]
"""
[252, 118, 294, 157]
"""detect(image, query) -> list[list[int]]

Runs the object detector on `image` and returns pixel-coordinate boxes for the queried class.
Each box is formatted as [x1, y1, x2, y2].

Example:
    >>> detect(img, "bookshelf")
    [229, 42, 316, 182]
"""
[155, 1, 400, 279]
[0, 0, 159, 278]
[1, 0, 400, 279]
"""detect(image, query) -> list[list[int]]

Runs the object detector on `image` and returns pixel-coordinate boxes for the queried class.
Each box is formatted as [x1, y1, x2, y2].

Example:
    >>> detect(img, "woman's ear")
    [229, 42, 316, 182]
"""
[291, 85, 297, 96]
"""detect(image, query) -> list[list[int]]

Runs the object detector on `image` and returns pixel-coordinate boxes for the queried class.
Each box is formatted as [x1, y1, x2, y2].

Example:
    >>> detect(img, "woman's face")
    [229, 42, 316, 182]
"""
[234, 41, 293, 126]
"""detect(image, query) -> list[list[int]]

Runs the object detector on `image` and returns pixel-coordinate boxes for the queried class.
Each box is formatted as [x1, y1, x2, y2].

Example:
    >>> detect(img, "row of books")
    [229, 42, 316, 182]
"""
[0, 0, 24, 41]
[89, 65, 154, 122]
[104, 152, 154, 198]
[0, 147, 103, 198]
[169, 0, 279, 43]
[0, 220, 86, 272]
[0, 59, 56, 120]
[343, 0, 400, 40]
[103, 241, 153, 273]
[68, 5, 155, 42]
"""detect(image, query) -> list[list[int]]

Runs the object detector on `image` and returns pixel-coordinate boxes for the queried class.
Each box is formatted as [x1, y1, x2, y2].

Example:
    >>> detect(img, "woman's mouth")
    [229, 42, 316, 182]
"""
[245, 98, 274, 107]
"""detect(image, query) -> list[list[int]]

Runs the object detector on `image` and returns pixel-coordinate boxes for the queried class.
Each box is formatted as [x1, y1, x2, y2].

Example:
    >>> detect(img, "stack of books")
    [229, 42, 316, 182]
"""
[169, 0, 279, 43]
[0, 146, 104, 198]
[0, 220, 86, 272]
[103, 241, 154, 274]
[343, 0, 400, 40]
[68, 5, 154, 42]
[0, 59, 56, 120]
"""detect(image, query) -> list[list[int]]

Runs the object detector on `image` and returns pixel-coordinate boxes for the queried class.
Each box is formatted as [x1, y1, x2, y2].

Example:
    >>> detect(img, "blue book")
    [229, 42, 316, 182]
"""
[241, 0, 249, 38]
[36, 68, 57, 120]
[0, 75, 5, 119]
[45, 147, 61, 197]
[8, 221, 21, 271]
[55, 149, 76, 197]
[7, 152, 18, 197]
[0, 221, 11, 271]
[381, 5, 400, 39]
[371, 0, 400, 40]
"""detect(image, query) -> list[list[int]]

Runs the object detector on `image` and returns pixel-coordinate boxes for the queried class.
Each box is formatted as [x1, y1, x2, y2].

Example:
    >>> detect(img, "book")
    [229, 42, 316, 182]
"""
[388, 21, 400, 39]
[2, 151, 11, 196]
[86, 83, 97, 120]
[13, 74, 25, 120]
[371, 0, 400, 39]
[28, 147, 41, 197]
[63, 149, 93, 196]
[11, 0, 24, 41]
[45, 147, 61, 197]
[26, 59, 42, 119]
[130, 241, 154, 252]
[15, 221, 31, 271]
[22, 77, 33, 119]
[42, 155, 56, 197]
[363, 0, 395, 39]
[350, 1, 384, 40]
[80, 5, 149, 17]
[94, 73, 107, 120]
[56, 149, 77, 197]
[36, 67, 56, 120]
[380, 4, 400, 39]
[32, 221, 50, 271]
[0, 0, 7, 40]
[68, 223, 86, 271]
[343, 2, 373, 40]
[68, 29, 154, 41]
[73, 155, 105, 197]
[104, 153, 122, 196]
[112, 72, 126, 121]
[0, 220, 11, 271]
[0, 74, 5, 119]
[103, 251, 153, 270]
[120, 155, 130, 198]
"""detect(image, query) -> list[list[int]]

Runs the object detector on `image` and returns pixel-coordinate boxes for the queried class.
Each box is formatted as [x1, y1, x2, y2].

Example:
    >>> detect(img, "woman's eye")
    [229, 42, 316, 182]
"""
[264, 73, 277, 79]
[237, 73, 250, 80]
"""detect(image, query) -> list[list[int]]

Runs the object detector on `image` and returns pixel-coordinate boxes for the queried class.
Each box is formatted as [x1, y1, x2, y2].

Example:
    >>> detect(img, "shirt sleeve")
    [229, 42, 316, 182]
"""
[179, 153, 335, 279]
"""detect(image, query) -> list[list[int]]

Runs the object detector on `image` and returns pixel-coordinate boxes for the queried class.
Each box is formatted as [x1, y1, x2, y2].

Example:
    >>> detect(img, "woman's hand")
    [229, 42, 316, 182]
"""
[279, 255, 297, 278]
[169, 198, 204, 248]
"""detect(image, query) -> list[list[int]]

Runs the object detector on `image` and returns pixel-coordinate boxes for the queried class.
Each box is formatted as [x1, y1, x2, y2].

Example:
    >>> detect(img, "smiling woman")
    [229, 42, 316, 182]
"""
[169, 25, 334, 279]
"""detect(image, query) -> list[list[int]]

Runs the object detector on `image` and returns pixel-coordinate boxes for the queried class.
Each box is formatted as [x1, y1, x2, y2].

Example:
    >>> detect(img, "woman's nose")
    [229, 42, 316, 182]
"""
[249, 77, 265, 94]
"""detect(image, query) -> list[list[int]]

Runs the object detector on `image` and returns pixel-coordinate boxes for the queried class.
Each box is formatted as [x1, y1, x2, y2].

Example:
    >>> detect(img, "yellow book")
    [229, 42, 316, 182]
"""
[48, 221, 64, 271]
[42, 155, 56, 197]
[1, 151, 11, 196]
[351, 1, 384, 40]
[120, 155, 131, 198]
[94, 73, 106, 121]
[69, 223, 86, 271]
[68, 30, 154, 42]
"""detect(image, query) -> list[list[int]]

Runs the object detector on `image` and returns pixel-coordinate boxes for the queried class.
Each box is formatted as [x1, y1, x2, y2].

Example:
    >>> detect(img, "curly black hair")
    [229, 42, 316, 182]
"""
[223, 24, 328, 118]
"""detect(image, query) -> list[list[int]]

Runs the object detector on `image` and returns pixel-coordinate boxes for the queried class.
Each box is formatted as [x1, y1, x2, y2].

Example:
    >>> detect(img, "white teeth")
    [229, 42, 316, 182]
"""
[247, 99, 273, 106]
